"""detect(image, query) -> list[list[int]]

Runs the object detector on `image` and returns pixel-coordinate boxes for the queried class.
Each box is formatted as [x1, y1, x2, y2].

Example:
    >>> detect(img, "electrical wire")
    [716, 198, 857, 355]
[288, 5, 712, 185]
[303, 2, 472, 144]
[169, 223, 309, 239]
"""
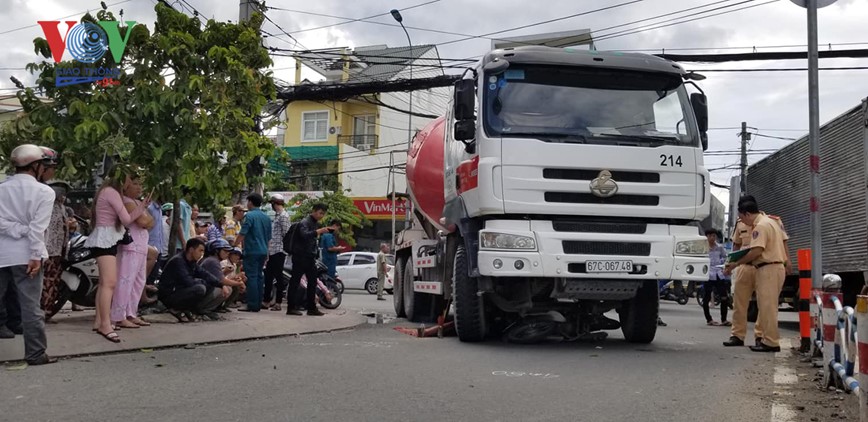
[283, 163, 406, 180]
[750, 132, 798, 141]
[268, 0, 442, 35]
[688, 66, 868, 72]
[0, 0, 135, 36]
[580, 0, 780, 45]
[434, 0, 644, 48]
[620, 41, 868, 53]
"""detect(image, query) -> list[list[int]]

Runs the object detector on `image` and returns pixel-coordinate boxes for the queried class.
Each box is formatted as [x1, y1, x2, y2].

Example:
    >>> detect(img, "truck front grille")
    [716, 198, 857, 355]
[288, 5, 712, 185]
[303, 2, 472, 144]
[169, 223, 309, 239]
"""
[553, 220, 647, 234]
[562, 241, 651, 256]
[543, 169, 660, 183]
[545, 192, 660, 206]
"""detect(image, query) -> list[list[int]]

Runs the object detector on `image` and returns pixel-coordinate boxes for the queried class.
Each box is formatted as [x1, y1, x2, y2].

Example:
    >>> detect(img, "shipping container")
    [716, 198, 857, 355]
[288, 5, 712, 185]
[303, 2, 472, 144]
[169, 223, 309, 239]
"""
[742, 97, 868, 304]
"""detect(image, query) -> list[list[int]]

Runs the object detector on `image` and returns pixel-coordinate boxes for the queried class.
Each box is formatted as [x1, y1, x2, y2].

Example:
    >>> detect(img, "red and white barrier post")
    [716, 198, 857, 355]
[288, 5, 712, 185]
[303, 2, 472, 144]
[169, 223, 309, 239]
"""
[822, 275, 843, 387]
[856, 295, 868, 422]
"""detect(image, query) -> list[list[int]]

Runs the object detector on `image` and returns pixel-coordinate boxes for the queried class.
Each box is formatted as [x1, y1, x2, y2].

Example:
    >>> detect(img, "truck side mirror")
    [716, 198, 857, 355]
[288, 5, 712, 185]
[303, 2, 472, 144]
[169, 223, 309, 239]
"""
[453, 79, 476, 121]
[454, 120, 475, 142]
[690, 93, 708, 151]
[690, 93, 708, 133]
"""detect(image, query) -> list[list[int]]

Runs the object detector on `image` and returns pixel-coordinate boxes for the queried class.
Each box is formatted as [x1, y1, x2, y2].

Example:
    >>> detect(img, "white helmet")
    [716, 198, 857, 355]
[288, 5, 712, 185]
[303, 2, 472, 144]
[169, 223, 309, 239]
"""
[270, 193, 286, 205]
[10, 144, 46, 168]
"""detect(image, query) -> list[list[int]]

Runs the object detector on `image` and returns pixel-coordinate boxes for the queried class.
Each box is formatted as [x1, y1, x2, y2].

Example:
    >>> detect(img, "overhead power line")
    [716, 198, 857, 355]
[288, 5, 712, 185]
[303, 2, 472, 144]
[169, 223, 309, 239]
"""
[284, 163, 406, 180]
[621, 41, 868, 53]
[434, 0, 644, 48]
[577, 0, 780, 46]
[268, 0, 441, 35]
[660, 48, 868, 62]
[692, 66, 868, 72]
[750, 132, 798, 141]
[0, 0, 135, 36]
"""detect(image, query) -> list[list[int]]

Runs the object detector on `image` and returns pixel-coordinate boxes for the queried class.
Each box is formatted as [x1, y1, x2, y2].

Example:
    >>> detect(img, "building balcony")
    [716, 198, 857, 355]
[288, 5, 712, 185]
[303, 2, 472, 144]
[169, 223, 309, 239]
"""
[339, 134, 377, 151]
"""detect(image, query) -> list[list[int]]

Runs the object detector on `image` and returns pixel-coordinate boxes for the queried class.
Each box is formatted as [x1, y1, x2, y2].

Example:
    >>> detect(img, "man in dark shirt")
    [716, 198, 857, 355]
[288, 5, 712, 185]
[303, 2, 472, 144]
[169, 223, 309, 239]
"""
[286, 203, 331, 316]
[158, 238, 225, 321]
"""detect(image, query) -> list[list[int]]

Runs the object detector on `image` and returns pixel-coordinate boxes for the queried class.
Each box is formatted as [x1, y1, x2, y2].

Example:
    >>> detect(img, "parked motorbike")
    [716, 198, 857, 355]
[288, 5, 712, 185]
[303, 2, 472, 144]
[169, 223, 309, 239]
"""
[658, 280, 689, 305]
[48, 231, 99, 318]
[282, 259, 343, 310]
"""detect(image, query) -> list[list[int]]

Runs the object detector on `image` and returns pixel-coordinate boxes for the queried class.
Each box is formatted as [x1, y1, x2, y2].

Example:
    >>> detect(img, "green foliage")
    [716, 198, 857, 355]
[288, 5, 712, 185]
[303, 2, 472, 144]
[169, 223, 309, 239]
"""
[0, 2, 277, 249]
[289, 190, 371, 247]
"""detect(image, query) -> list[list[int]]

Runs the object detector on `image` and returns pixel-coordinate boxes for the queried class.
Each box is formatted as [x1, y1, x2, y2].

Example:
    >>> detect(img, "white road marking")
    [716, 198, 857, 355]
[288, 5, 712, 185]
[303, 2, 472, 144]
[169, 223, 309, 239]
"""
[770, 403, 797, 421]
[770, 338, 797, 422]
[774, 366, 798, 385]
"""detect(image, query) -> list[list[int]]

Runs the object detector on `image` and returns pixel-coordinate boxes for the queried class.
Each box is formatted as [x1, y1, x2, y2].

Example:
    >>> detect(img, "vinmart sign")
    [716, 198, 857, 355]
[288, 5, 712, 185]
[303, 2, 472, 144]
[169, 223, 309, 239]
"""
[38, 20, 136, 87]
[353, 198, 408, 220]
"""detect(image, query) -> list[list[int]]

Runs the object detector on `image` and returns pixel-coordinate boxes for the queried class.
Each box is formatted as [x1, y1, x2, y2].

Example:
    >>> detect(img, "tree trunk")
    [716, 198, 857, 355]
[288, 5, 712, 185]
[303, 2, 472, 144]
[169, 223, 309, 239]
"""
[167, 198, 181, 255]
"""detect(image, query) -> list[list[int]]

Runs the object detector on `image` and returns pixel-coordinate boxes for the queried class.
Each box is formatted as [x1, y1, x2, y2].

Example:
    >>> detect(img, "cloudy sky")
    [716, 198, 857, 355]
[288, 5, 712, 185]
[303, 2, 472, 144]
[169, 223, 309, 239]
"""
[2, 0, 867, 206]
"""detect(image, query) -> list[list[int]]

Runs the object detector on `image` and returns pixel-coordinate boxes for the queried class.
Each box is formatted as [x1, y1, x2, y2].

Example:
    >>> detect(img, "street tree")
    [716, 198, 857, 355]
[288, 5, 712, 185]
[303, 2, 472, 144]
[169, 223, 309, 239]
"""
[288, 190, 371, 248]
[1, 2, 277, 250]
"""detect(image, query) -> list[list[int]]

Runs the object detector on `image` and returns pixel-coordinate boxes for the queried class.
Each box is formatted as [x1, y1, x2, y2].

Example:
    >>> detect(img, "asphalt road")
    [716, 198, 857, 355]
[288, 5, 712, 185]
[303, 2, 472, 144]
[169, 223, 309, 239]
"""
[0, 296, 798, 422]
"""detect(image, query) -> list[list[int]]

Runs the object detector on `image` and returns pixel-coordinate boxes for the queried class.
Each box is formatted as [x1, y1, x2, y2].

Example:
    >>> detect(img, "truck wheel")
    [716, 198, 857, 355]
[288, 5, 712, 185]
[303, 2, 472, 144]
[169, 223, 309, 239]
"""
[747, 300, 759, 323]
[403, 259, 416, 320]
[453, 243, 487, 342]
[394, 257, 406, 317]
[619, 280, 658, 344]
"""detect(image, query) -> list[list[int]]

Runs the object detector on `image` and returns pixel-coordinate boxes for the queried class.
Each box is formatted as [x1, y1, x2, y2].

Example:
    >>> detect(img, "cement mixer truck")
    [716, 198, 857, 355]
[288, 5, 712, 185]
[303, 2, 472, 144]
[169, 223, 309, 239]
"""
[392, 46, 711, 344]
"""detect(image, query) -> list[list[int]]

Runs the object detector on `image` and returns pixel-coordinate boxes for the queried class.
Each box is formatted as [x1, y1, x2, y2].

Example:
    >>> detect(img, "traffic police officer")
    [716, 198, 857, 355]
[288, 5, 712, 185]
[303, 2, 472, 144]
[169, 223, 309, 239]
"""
[724, 197, 788, 352]
[725, 195, 790, 348]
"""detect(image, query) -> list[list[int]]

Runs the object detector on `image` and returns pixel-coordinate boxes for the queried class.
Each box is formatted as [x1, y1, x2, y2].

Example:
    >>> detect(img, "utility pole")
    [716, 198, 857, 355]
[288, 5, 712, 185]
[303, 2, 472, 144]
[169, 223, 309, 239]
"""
[806, 0, 824, 293]
[241, 0, 265, 196]
[790, 0, 835, 292]
[740, 121, 750, 194]
[240, 0, 256, 21]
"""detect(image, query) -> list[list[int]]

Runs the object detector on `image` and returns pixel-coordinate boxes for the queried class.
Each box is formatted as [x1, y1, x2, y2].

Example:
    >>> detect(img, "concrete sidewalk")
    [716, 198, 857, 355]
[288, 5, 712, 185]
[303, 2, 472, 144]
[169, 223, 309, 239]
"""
[0, 308, 367, 363]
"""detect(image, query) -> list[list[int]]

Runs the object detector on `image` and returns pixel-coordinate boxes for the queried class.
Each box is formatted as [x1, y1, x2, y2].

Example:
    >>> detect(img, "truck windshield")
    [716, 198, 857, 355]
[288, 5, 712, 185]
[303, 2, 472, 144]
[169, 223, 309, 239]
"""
[483, 65, 699, 146]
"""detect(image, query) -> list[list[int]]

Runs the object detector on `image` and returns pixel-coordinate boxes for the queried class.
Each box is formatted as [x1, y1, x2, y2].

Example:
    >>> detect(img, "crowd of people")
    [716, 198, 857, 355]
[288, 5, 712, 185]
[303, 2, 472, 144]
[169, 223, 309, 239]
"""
[0, 145, 360, 364]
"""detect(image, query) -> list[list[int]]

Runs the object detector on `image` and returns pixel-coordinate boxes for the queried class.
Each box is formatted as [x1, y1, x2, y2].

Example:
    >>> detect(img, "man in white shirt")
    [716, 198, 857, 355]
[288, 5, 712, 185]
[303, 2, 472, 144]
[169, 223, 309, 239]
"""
[0, 144, 58, 365]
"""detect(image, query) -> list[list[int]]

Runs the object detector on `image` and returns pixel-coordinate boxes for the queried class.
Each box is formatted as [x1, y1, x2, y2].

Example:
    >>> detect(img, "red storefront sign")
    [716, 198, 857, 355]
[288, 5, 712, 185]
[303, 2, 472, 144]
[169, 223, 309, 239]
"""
[353, 197, 409, 220]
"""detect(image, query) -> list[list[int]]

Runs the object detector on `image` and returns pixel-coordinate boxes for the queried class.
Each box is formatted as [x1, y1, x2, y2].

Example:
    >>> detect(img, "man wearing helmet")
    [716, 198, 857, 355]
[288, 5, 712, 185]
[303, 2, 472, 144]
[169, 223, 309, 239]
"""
[201, 239, 246, 312]
[0, 144, 59, 365]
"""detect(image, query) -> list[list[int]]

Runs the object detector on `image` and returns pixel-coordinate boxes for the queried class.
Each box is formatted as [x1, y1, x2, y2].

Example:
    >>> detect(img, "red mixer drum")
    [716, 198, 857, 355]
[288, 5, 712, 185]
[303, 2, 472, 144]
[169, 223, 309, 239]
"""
[405, 116, 449, 233]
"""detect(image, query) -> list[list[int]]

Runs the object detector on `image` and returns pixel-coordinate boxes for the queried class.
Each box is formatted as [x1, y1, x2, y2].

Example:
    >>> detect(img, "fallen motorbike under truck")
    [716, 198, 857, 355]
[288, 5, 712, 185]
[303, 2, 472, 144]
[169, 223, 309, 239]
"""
[392, 46, 712, 344]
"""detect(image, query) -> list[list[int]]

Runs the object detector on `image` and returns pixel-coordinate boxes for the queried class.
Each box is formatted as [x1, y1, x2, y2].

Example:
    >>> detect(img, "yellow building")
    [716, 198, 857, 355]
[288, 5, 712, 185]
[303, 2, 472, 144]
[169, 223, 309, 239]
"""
[279, 44, 448, 195]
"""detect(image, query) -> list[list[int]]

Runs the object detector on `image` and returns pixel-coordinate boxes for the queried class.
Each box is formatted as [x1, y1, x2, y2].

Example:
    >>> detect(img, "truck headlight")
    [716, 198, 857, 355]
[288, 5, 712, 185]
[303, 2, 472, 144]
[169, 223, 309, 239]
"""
[675, 239, 709, 256]
[480, 232, 536, 250]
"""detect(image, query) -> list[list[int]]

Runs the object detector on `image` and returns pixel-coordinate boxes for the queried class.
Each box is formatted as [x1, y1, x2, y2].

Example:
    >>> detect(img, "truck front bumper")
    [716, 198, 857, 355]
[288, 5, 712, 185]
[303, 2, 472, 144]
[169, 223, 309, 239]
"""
[476, 220, 709, 281]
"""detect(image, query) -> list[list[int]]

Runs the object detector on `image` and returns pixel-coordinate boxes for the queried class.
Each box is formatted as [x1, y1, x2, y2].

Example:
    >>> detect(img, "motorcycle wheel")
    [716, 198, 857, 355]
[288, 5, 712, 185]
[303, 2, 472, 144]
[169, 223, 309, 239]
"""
[335, 280, 344, 294]
[47, 282, 72, 319]
[320, 283, 342, 310]
[677, 296, 689, 305]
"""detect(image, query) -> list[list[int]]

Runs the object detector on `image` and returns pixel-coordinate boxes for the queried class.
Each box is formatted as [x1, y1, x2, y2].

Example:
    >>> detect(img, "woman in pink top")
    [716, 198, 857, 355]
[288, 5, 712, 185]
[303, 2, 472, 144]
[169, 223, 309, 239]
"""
[84, 168, 149, 343]
[111, 174, 154, 329]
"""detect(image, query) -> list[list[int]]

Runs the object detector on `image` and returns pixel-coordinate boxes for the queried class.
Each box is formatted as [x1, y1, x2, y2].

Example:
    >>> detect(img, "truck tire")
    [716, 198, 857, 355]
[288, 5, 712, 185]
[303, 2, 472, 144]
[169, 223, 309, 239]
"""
[453, 243, 487, 342]
[394, 257, 406, 317]
[747, 300, 759, 323]
[403, 259, 416, 320]
[619, 280, 658, 344]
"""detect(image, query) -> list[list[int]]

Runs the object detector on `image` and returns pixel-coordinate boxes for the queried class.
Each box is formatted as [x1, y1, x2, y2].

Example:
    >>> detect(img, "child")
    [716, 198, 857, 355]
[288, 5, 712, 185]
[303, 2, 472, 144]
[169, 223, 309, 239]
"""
[221, 248, 247, 307]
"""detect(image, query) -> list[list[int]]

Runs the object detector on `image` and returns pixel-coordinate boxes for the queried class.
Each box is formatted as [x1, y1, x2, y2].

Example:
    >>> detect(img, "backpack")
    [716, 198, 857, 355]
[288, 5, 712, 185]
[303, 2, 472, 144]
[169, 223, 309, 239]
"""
[282, 221, 300, 255]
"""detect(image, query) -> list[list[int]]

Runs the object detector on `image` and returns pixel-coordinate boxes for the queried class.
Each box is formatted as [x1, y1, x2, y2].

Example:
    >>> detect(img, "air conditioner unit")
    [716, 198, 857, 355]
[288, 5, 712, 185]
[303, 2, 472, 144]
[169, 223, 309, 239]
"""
[329, 126, 342, 135]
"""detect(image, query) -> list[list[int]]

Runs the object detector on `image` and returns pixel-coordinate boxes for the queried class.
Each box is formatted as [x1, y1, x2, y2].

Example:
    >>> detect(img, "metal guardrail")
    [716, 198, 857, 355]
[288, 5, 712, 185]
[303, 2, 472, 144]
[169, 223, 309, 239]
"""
[825, 294, 861, 395]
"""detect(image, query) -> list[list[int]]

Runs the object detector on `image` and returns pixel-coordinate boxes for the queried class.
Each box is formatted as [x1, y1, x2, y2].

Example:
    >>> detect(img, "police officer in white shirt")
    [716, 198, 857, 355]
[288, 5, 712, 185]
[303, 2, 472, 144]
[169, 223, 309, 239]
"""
[0, 144, 59, 365]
